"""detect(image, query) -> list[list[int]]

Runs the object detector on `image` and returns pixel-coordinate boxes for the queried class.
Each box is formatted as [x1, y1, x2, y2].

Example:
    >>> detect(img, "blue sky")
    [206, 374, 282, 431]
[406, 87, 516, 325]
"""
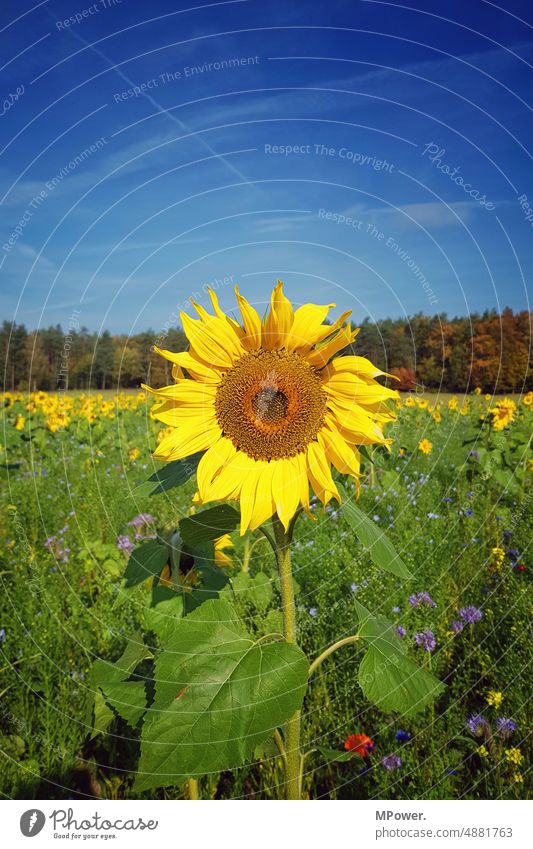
[1, 0, 532, 334]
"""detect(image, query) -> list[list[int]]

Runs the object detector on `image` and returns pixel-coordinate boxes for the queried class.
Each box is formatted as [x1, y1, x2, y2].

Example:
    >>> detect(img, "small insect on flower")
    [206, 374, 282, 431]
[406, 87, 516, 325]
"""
[418, 438, 433, 455]
[344, 734, 375, 757]
[486, 690, 504, 709]
[382, 754, 402, 771]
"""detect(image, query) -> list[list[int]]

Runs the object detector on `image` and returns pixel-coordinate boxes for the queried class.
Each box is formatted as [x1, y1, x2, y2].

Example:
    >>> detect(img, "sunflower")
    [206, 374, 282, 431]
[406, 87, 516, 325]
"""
[490, 398, 516, 431]
[144, 282, 397, 534]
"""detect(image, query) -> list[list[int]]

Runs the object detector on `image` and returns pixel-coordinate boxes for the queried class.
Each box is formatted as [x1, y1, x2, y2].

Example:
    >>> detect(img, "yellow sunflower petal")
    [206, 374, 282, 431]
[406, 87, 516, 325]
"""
[322, 355, 397, 382]
[323, 372, 399, 406]
[320, 424, 361, 479]
[286, 303, 335, 352]
[181, 312, 244, 368]
[152, 347, 222, 383]
[196, 436, 236, 499]
[272, 457, 301, 531]
[262, 280, 294, 349]
[306, 440, 339, 504]
[306, 322, 359, 368]
[234, 285, 262, 350]
[152, 420, 221, 461]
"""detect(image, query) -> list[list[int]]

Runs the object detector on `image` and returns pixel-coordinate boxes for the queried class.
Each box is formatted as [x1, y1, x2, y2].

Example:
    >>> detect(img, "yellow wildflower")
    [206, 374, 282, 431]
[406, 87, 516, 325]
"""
[418, 438, 433, 455]
[486, 690, 503, 708]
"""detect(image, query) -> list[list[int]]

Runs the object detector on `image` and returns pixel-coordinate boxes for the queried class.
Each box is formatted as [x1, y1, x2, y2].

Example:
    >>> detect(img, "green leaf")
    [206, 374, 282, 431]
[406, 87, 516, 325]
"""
[101, 681, 147, 727]
[124, 541, 168, 588]
[179, 504, 240, 547]
[358, 647, 444, 717]
[338, 483, 412, 579]
[314, 746, 355, 764]
[354, 600, 406, 657]
[91, 691, 115, 739]
[231, 571, 273, 612]
[147, 453, 202, 495]
[135, 599, 309, 791]
[145, 586, 184, 640]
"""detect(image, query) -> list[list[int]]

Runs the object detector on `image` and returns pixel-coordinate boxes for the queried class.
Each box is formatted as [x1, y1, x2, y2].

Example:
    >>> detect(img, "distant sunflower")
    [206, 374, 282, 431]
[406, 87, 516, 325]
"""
[145, 282, 397, 533]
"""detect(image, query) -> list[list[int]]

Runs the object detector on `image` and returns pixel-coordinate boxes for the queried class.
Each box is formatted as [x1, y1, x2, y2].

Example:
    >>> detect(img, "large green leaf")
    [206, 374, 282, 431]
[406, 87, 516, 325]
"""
[179, 504, 240, 547]
[123, 541, 168, 588]
[358, 647, 444, 717]
[101, 681, 147, 727]
[90, 634, 152, 733]
[354, 599, 406, 657]
[147, 453, 202, 495]
[135, 599, 308, 791]
[338, 483, 412, 579]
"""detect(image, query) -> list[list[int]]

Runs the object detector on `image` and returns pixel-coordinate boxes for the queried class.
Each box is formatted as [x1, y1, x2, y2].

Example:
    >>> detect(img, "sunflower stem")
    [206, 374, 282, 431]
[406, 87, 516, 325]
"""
[187, 777, 199, 800]
[272, 514, 301, 801]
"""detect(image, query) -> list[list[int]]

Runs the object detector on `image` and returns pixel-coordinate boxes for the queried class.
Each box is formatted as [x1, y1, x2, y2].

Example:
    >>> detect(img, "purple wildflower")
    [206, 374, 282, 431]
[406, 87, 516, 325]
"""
[309, 607, 318, 617]
[496, 717, 516, 739]
[396, 625, 407, 638]
[116, 535, 134, 553]
[128, 513, 156, 528]
[414, 630, 436, 652]
[464, 508, 473, 517]
[382, 754, 402, 771]
[409, 591, 437, 608]
[451, 620, 464, 633]
[458, 605, 483, 625]
[466, 714, 490, 737]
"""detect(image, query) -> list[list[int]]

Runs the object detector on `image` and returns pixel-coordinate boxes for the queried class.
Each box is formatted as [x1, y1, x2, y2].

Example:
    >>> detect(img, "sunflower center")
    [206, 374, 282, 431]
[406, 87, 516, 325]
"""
[215, 349, 326, 461]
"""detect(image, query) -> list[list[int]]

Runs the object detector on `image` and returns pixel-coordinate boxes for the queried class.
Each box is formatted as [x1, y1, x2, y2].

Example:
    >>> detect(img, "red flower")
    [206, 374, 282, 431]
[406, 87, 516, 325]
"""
[344, 733, 375, 757]
[517, 564, 525, 572]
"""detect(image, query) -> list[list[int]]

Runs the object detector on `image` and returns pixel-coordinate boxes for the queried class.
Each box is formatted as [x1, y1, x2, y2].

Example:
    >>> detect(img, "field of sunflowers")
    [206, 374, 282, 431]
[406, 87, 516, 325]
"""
[0, 384, 531, 800]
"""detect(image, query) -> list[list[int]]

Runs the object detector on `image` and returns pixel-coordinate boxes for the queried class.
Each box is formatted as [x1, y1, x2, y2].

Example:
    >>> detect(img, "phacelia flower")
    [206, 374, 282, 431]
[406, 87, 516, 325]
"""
[382, 754, 402, 771]
[409, 591, 437, 608]
[458, 605, 483, 625]
[116, 535, 134, 553]
[344, 734, 375, 757]
[496, 718, 516, 739]
[396, 625, 407, 638]
[414, 630, 437, 652]
[466, 714, 490, 737]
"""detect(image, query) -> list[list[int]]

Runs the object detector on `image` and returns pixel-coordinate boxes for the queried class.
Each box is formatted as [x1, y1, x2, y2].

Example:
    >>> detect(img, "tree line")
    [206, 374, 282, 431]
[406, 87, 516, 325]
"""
[1, 308, 530, 393]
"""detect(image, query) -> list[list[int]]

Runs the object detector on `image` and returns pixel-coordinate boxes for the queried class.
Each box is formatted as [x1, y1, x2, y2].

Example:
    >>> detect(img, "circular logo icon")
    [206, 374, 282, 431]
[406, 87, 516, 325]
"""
[20, 810, 46, 837]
